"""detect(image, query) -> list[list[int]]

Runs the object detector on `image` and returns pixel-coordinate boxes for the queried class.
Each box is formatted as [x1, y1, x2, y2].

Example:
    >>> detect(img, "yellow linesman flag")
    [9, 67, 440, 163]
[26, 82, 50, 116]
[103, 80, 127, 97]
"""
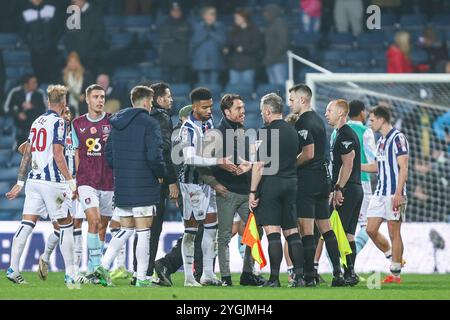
[242, 212, 267, 269]
[329, 209, 352, 267]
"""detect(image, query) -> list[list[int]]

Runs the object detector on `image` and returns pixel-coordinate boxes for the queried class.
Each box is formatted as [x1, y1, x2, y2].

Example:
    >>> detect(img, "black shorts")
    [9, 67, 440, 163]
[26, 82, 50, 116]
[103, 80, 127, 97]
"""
[334, 183, 363, 235]
[255, 176, 297, 230]
[297, 170, 331, 220]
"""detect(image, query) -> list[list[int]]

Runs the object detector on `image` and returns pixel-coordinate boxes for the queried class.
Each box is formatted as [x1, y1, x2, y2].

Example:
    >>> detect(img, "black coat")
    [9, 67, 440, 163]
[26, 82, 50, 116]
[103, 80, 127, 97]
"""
[105, 108, 166, 207]
[226, 24, 263, 71]
[212, 117, 250, 195]
[159, 16, 191, 67]
[150, 104, 177, 185]
[19, 2, 63, 55]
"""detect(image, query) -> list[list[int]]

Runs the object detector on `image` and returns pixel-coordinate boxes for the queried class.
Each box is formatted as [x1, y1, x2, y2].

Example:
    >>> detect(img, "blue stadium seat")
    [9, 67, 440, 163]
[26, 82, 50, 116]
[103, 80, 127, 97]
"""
[322, 49, 345, 65]
[224, 84, 253, 101]
[410, 49, 428, 64]
[381, 13, 398, 27]
[256, 83, 285, 99]
[344, 49, 372, 67]
[399, 14, 427, 28]
[113, 67, 141, 81]
[3, 50, 31, 67]
[104, 15, 123, 31]
[326, 32, 355, 49]
[124, 15, 152, 32]
[0, 181, 10, 194]
[110, 32, 134, 49]
[141, 66, 162, 80]
[0, 149, 11, 167]
[0, 135, 15, 149]
[0, 197, 25, 212]
[0, 33, 20, 49]
[291, 30, 321, 47]
[244, 100, 260, 112]
[172, 96, 190, 110]
[430, 14, 450, 27]
[170, 83, 191, 97]
[0, 167, 18, 180]
[368, 67, 386, 73]
[356, 31, 387, 49]
[8, 153, 22, 167]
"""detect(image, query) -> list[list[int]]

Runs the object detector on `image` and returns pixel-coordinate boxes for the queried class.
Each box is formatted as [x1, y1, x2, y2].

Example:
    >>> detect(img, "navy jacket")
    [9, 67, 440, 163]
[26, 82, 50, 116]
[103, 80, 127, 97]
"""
[105, 108, 166, 207]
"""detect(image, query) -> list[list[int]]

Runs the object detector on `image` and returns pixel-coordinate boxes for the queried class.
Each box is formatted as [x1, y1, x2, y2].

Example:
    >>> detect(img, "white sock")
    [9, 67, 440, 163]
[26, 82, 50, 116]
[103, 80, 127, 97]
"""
[384, 249, 392, 260]
[110, 228, 126, 270]
[101, 228, 134, 270]
[59, 222, 75, 278]
[202, 223, 217, 278]
[73, 228, 82, 272]
[182, 229, 197, 280]
[390, 262, 402, 276]
[43, 230, 60, 263]
[136, 228, 151, 281]
[10, 220, 35, 272]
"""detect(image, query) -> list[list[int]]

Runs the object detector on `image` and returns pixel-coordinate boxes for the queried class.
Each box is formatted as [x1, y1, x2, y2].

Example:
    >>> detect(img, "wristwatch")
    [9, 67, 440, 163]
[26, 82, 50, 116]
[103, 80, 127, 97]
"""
[334, 184, 344, 192]
[249, 190, 257, 194]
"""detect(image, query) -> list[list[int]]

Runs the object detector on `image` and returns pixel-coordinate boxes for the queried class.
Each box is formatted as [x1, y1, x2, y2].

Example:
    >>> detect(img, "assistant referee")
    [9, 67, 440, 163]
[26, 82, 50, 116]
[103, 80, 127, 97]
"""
[249, 93, 304, 288]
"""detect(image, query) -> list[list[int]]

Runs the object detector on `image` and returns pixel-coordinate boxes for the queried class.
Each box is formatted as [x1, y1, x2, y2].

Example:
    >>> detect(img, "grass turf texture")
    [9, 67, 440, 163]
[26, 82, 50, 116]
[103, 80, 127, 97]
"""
[0, 272, 449, 300]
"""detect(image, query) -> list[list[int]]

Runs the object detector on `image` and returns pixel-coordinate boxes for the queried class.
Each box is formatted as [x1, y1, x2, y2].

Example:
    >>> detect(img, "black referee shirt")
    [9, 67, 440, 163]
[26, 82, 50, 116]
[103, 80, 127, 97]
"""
[330, 124, 362, 186]
[258, 119, 299, 178]
[295, 110, 327, 171]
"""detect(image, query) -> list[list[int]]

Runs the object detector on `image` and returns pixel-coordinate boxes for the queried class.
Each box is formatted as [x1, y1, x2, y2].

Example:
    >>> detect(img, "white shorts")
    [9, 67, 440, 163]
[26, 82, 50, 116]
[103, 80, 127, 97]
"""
[78, 185, 114, 217]
[114, 206, 157, 218]
[23, 180, 72, 221]
[73, 199, 86, 219]
[180, 183, 217, 221]
[367, 195, 407, 221]
[358, 181, 372, 226]
[111, 214, 120, 223]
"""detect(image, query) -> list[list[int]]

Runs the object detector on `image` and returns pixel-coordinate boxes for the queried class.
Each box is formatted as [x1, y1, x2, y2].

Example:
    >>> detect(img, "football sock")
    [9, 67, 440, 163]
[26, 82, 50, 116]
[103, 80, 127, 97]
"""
[182, 229, 197, 280]
[202, 222, 217, 278]
[102, 228, 134, 270]
[87, 233, 102, 272]
[323, 230, 342, 276]
[10, 220, 35, 272]
[355, 227, 369, 253]
[302, 235, 316, 279]
[286, 233, 304, 276]
[267, 233, 282, 282]
[43, 230, 60, 263]
[59, 222, 75, 278]
[136, 228, 151, 281]
[73, 228, 82, 271]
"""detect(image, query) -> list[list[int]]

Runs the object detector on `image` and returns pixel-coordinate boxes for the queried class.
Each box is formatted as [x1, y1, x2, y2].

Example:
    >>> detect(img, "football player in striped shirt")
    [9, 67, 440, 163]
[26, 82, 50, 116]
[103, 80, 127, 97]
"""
[362, 105, 409, 284]
[5, 85, 78, 288]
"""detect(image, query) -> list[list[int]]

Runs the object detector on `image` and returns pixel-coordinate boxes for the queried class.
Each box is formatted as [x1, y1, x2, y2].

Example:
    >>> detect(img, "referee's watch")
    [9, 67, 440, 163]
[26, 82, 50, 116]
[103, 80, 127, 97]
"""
[334, 184, 344, 192]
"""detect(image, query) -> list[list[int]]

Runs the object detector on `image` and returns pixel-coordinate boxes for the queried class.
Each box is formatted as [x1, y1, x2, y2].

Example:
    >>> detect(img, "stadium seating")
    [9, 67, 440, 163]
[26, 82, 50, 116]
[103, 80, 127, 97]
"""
[104, 15, 124, 31]
[430, 14, 450, 27]
[224, 83, 253, 101]
[410, 49, 428, 64]
[356, 31, 388, 49]
[0, 135, 15, 150]
[0, 167, 19, 180]
[0, 149, 11, 167]
[110, 32, 134, 49]
[0, 33, 20, 50]
[3, 50, 31, 67]
[123, 15, 152, 32]
[256, 83, 285, 99]
[399, 14, 427, 29]
[344, 49, 372, 68]
[326, 32, 355, 50]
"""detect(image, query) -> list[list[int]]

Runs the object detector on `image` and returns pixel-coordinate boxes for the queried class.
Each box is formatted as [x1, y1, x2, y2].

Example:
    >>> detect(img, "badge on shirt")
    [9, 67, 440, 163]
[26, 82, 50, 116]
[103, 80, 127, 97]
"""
[298, 130, 308, 140]
[342, 141, 352, 149]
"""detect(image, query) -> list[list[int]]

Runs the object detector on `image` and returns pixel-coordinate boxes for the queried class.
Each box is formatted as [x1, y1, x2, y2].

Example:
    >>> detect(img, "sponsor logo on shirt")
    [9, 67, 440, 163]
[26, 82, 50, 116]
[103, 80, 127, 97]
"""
[298, 130, 308, 140]
[342, 141, 352, 149]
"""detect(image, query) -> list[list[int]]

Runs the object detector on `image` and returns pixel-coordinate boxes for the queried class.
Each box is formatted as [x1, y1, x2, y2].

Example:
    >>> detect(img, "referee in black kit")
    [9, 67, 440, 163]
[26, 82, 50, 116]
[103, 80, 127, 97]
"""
[288, 84, 346, 287]
[325, 99, 363, 286]
[248, 93, 304, 287]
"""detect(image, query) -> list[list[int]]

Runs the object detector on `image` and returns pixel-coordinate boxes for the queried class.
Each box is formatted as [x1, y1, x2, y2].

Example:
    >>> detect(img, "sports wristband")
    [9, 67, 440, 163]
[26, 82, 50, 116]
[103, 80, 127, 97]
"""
[68, 179, 77, 192]
[17, 180, 25, 187]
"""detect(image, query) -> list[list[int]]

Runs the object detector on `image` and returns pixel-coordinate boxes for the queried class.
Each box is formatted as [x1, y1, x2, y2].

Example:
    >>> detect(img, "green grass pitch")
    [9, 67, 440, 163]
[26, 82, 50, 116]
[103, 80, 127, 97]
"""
[1, 272, 449, 300]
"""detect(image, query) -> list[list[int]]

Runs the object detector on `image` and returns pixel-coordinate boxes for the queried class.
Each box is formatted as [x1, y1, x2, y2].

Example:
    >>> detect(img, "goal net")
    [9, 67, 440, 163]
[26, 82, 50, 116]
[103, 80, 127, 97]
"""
[305, 73, 450, 223]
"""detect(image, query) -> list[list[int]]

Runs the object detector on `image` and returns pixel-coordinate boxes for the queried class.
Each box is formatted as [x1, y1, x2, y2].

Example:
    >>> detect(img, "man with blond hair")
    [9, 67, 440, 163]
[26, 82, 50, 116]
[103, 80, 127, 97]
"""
[5, 85, 79, 288]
